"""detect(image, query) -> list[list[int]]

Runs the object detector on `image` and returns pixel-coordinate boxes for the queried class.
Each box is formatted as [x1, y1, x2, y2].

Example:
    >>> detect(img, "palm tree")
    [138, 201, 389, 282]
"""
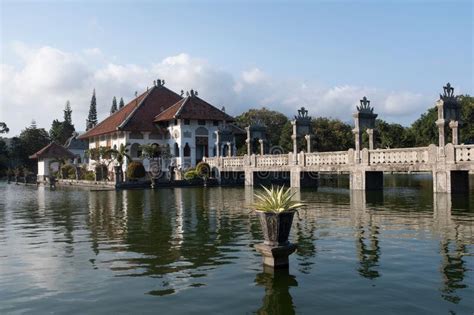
[140, 143, 160, 159]
[106, 144, 131, 182]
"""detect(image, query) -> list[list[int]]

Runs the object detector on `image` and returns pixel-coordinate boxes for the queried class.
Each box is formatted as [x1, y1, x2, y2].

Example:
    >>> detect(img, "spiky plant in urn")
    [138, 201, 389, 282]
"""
[253, 186, 304, 268]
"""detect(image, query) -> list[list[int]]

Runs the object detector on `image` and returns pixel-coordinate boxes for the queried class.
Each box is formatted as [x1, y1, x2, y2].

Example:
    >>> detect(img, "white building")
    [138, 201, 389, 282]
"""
[78, 81, 242, 176]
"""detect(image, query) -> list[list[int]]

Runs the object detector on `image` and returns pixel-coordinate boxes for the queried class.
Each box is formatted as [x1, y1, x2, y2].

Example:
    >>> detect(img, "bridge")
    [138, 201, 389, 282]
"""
[204, 84, 473, 193]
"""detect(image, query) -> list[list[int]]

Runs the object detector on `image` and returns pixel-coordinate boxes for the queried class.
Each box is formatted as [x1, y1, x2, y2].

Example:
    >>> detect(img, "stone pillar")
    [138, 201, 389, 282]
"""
[245, 126, 251, 155]
[433, 170, 469, 194]
[215, 131, 220, 158]
[352, 128, 362, 163]
[350, 170, 364, 190]
[436, 119, 446, 148]
[244, 168, 254, 186]
[290, 169, 300, 188]
[305, 134, 311, 153]
[259, 139, 265, 156]
[291, 121, 297, 156]
[449, 121, 459, 145]
[366, 129, 374, 150]
[227, 142, 232, 157]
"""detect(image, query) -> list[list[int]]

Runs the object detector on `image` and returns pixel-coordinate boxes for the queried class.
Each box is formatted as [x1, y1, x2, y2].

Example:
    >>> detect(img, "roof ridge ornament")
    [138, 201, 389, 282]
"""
[186, 89, 198, 97]
[156, 79, 165, 87]
[357, 96, 374, 114]
[440, 82, 455, 100]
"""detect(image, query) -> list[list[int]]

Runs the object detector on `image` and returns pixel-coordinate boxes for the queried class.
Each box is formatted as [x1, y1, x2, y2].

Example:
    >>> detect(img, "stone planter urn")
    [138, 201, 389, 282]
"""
[256, 210, 295, 247]
[253, 186, 303, 268]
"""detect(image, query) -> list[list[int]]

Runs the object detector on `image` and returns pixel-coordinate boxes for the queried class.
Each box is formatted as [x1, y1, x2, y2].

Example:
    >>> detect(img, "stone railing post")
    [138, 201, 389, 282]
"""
[367, 129, 374, 150]
[361, 148, 369, 166]
[445, 143, 455, 164]
[449, 121, 459, 145]
[259, 139, 265, 156]
[305, 134, 311, 153]
[299, 151, 306, 167]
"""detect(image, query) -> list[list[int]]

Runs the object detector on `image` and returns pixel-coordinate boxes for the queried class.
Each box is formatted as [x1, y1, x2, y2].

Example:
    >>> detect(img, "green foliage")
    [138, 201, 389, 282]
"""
[61, 164, 76, 179]
[17, 122, 50, 170]
[0, 122, 9, 134]
[184, 169, 200, 181]
[312, 117, 354, 151]
[407, 107, 438, 146]
[84, 171, 95, 181]
[87, 89, 98, 130]
[236, 108, 289, 149]
[0, 138, 9, 176]
[254, 186, 304, 213]
[107, 144, 131, 166]
[459, 95, 474, 144]
[64, 101, 73, 125]
[139, 143, 160, 159]
[126, 161, 146, 179]
[196, 162, 210, 179]
[110, 96, 118, 114]
[95, 164, 109, 181]
[119, 97, 125, 109]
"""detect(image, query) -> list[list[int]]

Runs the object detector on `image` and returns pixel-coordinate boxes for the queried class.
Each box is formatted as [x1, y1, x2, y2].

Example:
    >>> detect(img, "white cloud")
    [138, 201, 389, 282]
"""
[0, 43, 431, 136]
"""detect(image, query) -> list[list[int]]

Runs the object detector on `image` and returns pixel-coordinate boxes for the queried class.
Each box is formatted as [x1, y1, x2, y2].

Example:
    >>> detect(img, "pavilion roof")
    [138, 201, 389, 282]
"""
[29, 142, 76, 159]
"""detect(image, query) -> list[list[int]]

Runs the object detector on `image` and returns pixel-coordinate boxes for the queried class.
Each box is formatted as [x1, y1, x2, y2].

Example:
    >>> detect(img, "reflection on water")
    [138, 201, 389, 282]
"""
[255, 266, 298, 315]
[0, 175, 473, 314]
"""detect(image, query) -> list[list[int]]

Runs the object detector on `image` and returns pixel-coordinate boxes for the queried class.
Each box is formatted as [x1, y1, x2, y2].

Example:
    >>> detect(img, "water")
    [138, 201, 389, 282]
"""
[0, 175, 473, 314]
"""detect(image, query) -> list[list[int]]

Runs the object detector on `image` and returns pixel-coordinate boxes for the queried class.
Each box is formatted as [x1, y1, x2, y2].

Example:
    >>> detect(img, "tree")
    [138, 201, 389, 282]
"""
[64, 100, 73, 125]
[235, 108, 289, 150]
[49, 102, 75, 145]
[311, 117, 354, 152]
[119, 97, 125, 109]
[459, 95, 474, 144]
[107, 144, 131, 168]
[110, 96, 118, 114]
[87, 89, 98, 130]
[18, 122, 50, 170]
[0, 122, 9, 134]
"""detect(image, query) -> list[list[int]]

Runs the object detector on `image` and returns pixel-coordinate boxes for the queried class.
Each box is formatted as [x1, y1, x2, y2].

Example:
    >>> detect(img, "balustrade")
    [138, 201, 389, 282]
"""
[368, 147, 429, 164]
[305, 151, 349, 166]
[455, 144, 474, 162]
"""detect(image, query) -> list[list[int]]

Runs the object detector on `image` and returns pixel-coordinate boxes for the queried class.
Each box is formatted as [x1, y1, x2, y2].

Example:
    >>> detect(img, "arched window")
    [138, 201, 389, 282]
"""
[184, 143, 191, 157]
[174, 143, 180, 157]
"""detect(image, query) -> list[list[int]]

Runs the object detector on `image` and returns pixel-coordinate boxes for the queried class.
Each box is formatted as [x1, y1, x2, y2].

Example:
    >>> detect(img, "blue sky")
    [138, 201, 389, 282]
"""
[1, 0, 473, 135]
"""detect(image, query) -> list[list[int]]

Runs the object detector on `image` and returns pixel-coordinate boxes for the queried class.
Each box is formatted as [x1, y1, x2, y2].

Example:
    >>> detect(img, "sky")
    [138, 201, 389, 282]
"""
[1, 0, 472, 136]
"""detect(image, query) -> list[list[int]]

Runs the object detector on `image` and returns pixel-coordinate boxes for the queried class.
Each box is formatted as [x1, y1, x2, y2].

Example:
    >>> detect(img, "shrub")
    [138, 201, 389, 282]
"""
[95, 164, 108, 181]
[196, 162, 210, 178]
[184, 169, 200, 181]
[84, 171, 95, 181]
[61, 164, 76, 179]
[126, 161, 146, 179]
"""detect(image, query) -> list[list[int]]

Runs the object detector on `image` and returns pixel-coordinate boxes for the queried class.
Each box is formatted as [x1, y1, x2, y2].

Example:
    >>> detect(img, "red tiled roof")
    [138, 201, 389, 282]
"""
[29, 142, 76, 159]
[78, 85, 182, 139]
[153, 95, 234, 122]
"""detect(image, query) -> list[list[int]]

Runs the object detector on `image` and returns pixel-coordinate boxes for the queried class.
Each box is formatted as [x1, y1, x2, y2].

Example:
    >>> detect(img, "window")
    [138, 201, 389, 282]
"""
[198, 120, 206, 125]
[213, 120, 219, 126]
[184, 119, 190, 125]
[184, 143, 191, 157]
[174, 143, 180, 157]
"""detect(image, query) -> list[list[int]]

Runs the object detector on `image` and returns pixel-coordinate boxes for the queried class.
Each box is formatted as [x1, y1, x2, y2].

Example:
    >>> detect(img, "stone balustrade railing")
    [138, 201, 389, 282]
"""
[454, 144, 474, 162]
[256, 154, 289, 167]
[204, 144, 473, 170]
[305, 151, 349, 166]
[223, 157, 245, 168]
[368, 147, 430, 164]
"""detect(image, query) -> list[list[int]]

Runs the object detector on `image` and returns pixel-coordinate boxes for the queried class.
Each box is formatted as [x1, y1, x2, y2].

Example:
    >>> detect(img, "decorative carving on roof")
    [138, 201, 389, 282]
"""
[186, 89, 199, 97]
[440, 82, 455, 101]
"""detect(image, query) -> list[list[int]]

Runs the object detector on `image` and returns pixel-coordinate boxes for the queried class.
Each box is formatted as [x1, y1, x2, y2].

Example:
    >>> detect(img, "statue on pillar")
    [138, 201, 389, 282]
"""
[436, 83, 461, 147]
[353, 96, 377, 162]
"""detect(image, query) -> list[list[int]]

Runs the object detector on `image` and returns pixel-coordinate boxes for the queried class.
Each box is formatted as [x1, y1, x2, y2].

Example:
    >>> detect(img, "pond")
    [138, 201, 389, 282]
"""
[0, 175, 473, 314]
